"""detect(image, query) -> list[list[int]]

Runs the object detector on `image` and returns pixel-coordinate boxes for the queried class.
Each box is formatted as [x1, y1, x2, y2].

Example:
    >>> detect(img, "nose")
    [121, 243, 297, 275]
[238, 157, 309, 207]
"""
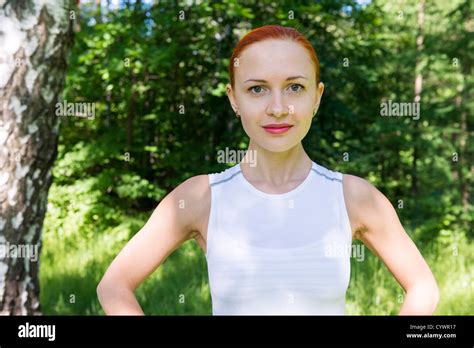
[266, 90, 289, 118]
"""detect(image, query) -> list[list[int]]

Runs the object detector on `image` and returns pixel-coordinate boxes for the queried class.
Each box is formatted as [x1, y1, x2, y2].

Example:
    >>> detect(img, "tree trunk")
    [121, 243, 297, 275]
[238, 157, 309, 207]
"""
[411, 0, 425, 197]
[95, 0, 102, 24]
[0, 0, 74, 315]
[458, 3, 472, 216]
[455, 82, 469, 215]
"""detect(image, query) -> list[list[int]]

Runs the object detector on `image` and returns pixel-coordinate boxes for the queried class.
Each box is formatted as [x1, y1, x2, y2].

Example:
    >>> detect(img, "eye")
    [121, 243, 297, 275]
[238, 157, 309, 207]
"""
[289, 83, 304, 92]
[247, 84, 304, 95]
[248, 86, 265, 95]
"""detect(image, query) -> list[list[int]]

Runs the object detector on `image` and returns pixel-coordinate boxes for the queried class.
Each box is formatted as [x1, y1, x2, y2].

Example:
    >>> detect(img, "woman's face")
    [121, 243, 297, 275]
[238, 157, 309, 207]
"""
[227, 39, 324, 153]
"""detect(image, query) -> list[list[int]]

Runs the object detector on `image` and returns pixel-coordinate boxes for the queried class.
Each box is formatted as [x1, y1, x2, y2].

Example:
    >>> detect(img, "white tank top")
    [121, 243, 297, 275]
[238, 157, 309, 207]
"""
[205, 160, 352, 315]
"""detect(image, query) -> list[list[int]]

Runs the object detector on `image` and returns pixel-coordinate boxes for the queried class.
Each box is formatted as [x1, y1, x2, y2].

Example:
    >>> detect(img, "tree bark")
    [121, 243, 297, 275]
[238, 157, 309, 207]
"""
[0, 0, 74, 315]
[411, 0, 425, 197]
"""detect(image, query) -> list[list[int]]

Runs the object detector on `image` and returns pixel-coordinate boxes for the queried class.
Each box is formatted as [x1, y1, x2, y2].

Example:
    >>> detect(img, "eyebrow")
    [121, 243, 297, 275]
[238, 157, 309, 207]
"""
[243, 75, 308, 83]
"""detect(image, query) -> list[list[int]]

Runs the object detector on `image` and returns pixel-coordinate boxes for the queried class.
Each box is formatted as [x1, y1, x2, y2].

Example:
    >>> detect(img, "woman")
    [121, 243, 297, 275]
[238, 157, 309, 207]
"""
[97, 25, 439, 315]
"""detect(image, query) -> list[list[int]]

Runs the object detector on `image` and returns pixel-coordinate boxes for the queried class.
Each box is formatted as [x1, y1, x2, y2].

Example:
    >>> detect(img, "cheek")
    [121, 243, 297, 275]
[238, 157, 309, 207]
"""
[290, 104, 313, 120]
[238, 107, 265, 122]
[239, 118, 258, 139]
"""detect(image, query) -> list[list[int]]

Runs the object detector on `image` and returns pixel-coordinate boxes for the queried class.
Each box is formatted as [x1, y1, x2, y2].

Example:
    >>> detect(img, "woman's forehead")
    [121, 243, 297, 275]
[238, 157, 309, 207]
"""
[236, 40, 314, 82]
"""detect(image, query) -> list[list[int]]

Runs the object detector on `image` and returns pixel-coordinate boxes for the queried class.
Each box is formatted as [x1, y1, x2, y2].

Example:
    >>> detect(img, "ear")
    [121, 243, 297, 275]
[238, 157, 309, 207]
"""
[226, 83, 238, 113]
[317, 82, 325, 104]
[312, 82, 325, 116]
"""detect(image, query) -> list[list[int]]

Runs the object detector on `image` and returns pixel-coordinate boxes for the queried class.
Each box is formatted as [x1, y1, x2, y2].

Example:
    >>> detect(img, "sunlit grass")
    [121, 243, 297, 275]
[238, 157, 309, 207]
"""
[347, 238, 474, 315]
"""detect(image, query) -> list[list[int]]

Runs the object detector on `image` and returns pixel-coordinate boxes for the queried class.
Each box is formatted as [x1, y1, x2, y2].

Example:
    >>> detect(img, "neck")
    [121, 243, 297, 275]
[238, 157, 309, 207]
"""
[240, 141, 312, 186]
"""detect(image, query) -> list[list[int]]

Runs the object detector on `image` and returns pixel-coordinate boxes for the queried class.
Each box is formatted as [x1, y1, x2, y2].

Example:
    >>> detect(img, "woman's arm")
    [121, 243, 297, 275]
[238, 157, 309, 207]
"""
[343, 174, 440, 315]
[96, 174, 210, 315]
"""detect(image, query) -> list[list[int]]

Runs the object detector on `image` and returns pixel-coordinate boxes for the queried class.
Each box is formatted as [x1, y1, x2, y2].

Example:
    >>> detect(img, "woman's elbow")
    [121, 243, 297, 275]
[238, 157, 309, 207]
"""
[415, 278, 440, 313]
[96, 278, 111, 302]
[96, 276, 128, 300]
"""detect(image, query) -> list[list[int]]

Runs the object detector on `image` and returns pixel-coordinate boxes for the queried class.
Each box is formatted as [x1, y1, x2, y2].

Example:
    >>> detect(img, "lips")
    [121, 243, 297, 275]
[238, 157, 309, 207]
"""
[262, 124, 293, 134]
[262, 123, 293, 128]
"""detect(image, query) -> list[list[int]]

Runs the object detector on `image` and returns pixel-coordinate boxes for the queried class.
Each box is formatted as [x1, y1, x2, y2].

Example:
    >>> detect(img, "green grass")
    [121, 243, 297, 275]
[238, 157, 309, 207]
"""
[40, 214, 211, 315]
[40, 211, 473, 315]
[346, 238, 474, 315]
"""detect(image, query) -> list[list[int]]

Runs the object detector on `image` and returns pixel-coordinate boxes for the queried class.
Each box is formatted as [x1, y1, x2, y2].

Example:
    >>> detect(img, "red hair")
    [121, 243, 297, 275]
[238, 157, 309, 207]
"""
[228, 25, 320, 88]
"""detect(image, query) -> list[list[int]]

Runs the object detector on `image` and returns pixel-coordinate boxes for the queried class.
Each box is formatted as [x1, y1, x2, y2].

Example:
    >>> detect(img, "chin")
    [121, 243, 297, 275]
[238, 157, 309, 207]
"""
[253, 138, 301, 153]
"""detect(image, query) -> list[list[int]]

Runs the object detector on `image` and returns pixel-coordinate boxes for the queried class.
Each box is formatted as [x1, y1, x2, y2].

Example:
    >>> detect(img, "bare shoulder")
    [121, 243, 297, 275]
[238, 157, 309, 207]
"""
[178, 174, 210, 201]
[342, 174, 378, 205]
[342, 174, 388, 239]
